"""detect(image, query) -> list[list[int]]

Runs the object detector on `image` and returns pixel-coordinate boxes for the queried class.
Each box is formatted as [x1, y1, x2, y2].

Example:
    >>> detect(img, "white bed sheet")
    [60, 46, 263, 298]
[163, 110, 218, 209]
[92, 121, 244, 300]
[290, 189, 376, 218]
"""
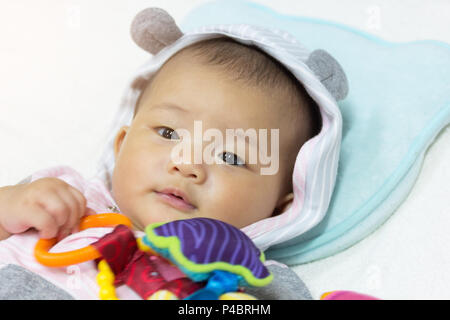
[1, 0, 449, 300]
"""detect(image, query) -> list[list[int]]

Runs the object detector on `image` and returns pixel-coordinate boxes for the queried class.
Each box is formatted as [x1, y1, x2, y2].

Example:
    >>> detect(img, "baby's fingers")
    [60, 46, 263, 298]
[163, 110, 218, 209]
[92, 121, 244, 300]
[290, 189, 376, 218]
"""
[65, 186, 87, 219]
[27, 208, 59, 239]
[56, 187, 87, 239]
[37, 191, 70, 228]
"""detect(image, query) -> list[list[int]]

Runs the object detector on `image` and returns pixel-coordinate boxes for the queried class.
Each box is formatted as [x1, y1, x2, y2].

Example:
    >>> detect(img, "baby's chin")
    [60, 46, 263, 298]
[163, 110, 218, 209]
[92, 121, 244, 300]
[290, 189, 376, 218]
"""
[136, 209, 199, 230]
[118, 197, 198, 231]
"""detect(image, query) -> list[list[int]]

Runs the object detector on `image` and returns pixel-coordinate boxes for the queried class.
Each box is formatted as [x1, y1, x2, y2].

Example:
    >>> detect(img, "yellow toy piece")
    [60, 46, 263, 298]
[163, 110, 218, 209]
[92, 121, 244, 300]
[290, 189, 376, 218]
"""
[96, 259, 118, 300]
[219, 292, 257, 300]
[148, 290, 179, 300]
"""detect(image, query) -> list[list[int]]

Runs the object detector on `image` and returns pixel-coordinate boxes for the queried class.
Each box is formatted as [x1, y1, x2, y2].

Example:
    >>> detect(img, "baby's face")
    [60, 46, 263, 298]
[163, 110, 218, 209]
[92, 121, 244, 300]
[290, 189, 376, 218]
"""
[112, 51, 300, 231]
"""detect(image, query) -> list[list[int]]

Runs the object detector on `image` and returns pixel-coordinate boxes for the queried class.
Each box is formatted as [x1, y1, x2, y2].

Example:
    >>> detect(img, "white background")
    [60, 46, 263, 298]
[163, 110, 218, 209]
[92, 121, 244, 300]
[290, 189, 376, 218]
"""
[0, 0, 449, 299]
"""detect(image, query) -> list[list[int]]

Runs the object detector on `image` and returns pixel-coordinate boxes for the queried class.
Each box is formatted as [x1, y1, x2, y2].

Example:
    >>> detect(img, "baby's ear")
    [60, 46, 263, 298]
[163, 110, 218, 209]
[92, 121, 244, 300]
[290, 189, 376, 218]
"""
[114, 126, 129, 159]
[273, 192, 294, 217]
[305, 49, 349, 101]
[130, 7, 184, 55]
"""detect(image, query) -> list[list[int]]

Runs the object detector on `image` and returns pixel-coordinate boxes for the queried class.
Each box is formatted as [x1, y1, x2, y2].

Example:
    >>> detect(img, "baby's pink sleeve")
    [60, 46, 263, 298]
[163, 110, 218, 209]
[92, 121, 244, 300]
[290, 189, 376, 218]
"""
[30, 166, 87, 194]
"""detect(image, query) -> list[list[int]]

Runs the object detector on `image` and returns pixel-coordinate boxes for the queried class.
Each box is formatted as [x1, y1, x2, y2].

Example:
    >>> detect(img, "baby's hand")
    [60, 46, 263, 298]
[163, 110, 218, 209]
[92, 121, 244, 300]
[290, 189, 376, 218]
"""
[0, 178, 90, 240]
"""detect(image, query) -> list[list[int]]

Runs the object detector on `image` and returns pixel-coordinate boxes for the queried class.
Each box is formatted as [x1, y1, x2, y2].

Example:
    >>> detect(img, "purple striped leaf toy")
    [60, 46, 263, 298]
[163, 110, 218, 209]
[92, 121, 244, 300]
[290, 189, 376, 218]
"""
[142, 218, 273, 287]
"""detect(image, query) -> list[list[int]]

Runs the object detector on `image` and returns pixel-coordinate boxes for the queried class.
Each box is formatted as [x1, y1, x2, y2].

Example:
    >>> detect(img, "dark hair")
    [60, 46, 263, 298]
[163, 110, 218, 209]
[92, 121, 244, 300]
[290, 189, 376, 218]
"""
[135, 37, 322, 141]
[184, 37, 322, 141]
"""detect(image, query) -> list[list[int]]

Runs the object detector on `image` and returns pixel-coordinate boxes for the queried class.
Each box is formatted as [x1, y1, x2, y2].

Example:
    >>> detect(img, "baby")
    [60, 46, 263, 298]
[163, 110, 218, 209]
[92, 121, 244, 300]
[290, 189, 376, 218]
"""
[0, 8, 347, 300]
[111, 37, 322, 232]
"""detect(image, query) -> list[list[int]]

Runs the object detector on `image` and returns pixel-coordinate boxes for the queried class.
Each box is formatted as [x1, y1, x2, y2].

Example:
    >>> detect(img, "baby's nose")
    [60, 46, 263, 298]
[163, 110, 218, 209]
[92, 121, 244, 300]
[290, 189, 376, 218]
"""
[169, 161, 206, 184]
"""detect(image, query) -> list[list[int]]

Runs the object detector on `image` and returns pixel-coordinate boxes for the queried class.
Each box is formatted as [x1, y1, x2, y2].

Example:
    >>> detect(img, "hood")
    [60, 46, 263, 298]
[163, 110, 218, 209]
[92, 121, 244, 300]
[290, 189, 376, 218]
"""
[96, 8, 348, 252]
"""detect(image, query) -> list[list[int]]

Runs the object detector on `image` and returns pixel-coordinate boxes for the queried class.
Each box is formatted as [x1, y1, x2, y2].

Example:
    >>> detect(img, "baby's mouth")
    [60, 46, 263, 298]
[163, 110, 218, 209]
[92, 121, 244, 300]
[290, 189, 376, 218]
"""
[154, 189, 196, 212]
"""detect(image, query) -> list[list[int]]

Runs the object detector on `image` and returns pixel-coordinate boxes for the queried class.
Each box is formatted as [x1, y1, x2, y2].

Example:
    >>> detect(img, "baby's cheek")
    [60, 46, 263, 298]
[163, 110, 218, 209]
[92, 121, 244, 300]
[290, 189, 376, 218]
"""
[212, 187, 265, 228]
[239, 187, 279, 224]
[111, 168, 134, 210]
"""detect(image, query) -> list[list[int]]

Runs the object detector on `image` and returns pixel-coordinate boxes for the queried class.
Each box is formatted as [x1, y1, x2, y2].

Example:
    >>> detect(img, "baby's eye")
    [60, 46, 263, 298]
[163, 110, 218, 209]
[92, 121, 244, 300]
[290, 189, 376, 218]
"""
[156, 127, 180, 140]
[219, 152, 245, 167]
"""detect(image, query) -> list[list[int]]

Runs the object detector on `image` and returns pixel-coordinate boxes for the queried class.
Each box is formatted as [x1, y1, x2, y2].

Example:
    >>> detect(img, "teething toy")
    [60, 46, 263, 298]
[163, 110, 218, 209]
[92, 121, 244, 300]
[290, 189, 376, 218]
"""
[34, 214, 272, 300]
[34, 213, 132, 267]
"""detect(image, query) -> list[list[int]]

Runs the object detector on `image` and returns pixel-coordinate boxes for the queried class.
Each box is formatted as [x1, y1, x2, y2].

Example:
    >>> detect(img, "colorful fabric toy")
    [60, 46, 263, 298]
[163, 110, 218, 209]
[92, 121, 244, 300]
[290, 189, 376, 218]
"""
[92, 224, 202, 300]
[34, 213, 272, 300]
[142, 218, 273, 299]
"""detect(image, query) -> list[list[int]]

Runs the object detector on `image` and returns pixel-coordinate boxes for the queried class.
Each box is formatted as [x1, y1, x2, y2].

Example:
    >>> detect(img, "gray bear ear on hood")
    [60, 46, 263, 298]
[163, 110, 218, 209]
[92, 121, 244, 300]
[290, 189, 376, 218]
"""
[130, 7, 184, 55]
[306, 49, 349, 101]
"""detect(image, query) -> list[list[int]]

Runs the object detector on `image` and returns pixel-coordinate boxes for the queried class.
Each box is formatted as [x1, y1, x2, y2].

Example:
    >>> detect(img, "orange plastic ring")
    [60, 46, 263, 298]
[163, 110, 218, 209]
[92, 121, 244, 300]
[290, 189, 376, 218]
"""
[34, 213, 132, 267]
